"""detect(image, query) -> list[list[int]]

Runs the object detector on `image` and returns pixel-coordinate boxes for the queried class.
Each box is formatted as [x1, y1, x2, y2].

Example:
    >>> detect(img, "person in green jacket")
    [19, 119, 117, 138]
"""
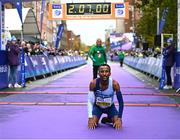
[89, 38, 107, 79]
[118, 51, 125, 67]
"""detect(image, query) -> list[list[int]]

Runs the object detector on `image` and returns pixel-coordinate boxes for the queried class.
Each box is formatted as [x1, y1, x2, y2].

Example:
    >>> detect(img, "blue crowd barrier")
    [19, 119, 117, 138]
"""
[0, 51, 8, 89]
[0, 53, 86, 89]
[124, 56, 163, 78]
[174, 52, 180, 89]
[124, 55, 180, 89]
[22, 55, 86, 79]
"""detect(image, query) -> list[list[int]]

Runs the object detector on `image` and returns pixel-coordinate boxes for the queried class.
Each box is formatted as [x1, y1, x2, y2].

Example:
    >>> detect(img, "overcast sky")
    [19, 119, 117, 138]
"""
[67, 20, 116, 45]
[63, 0, 123, 45]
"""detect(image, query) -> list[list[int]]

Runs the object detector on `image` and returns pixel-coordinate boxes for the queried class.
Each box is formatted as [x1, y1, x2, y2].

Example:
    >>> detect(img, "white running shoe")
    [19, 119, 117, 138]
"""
[8, 84, 13, 88]
[14, 83, 22, 88]
[163, 85, 173, 90]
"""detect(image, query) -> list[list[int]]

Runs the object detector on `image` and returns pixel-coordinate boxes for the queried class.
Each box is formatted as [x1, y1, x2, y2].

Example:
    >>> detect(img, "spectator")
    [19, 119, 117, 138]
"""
[89, 38, 107, 79]
[118, 51, 125, 67]
[6, 36, 21, 88]
[163, 38, 176, 89]
[110, 53, 113, 61]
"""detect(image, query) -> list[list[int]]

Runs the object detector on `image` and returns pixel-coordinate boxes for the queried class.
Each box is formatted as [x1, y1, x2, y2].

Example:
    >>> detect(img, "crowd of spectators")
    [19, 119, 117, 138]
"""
[109, 47, 162, 59]
[126, 48, 161, 58]
[7, 39, 82, 57]
[5, 36, 85, 88]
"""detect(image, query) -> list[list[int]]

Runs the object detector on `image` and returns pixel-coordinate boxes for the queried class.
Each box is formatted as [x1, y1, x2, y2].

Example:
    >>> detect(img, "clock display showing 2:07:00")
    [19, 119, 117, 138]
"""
[66, 3, 111, 15]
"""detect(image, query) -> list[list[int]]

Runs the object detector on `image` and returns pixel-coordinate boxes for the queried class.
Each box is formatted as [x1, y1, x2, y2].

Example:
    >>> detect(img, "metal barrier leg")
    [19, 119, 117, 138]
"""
[33, 77, 36, 81]
[176, 88, 180, 93]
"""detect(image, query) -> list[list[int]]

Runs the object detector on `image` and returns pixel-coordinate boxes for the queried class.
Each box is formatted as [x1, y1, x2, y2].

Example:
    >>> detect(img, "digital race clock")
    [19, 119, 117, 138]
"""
[49, 2, 129, 20]
[66, 3, 111, 15]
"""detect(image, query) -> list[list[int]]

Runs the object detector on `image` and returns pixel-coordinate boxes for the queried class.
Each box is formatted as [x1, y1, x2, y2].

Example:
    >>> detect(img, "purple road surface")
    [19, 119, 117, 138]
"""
[0, 63, 180, 139]
[0, 106, 180, 139]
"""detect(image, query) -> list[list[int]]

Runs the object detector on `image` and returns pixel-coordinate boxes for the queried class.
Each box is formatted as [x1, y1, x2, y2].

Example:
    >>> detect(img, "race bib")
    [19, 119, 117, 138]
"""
[96, 97, 112, 108]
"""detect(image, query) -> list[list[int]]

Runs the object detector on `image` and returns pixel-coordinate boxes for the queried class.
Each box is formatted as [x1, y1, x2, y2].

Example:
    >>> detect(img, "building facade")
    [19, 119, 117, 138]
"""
[124, 0, 142, 33]
[21, 0, 69, 49]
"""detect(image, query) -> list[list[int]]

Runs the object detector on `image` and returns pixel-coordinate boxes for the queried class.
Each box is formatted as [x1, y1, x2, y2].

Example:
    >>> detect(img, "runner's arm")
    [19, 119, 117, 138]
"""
[116, 91, 124, 118]
[88, 80, 96, 118]
[113, 80, 124, 118]
[87, 91, 95, 118]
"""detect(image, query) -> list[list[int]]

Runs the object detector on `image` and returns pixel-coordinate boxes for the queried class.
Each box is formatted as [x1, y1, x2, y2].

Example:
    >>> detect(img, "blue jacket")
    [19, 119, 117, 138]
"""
[163, 44, 176, 67]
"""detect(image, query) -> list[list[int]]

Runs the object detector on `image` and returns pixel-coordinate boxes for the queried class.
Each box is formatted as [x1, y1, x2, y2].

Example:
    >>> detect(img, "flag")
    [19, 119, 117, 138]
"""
[20, 48, 26, 87]
[159, 7, 169, 89]
[55, 24, 64, 49]
[159, 7, 169, 34]
[16, 0, 23, 24]
[40, 0, 46, 33]
[159, 56, 167, 89]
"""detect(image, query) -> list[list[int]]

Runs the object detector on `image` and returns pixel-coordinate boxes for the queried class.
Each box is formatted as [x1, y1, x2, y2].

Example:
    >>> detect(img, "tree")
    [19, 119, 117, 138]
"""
[135, 0, 177, 47]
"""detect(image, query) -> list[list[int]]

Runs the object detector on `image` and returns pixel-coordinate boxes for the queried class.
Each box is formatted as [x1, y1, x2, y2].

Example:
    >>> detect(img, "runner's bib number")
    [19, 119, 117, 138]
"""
[96, 97, 112, 108]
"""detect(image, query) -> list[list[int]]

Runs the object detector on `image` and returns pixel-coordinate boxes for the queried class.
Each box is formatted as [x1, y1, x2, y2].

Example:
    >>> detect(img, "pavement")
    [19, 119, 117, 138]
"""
[0, 61, 180, 139]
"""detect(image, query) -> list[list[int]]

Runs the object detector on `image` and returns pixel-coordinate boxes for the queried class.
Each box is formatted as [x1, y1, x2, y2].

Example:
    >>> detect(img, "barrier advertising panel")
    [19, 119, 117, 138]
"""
[174, 52, 180, 89]
[0, 51, 8, 88]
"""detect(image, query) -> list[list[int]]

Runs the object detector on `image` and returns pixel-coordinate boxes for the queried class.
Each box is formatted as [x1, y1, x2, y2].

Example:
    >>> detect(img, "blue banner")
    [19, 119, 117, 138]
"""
[55, 24, 64, 49]
[159, 7, 169, 34]
[16, 0, 23, 24]
[159, 7, 169, 89]
[40, 0, 46, 33]
[20, 49, 26, 87]
[0, 2, 5, 50]
[159, 56, 166, 89]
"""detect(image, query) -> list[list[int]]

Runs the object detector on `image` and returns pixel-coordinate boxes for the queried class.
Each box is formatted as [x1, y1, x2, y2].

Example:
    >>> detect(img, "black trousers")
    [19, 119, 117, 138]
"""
[93, 65, 100, 79]
[120, 59, 124, 67]
[165, 66, 172, 86]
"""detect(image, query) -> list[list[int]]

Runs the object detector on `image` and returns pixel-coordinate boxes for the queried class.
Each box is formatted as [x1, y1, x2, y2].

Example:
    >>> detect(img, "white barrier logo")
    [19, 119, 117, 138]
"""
[175, 67, 180, 76]
[0, 65, 8, 73]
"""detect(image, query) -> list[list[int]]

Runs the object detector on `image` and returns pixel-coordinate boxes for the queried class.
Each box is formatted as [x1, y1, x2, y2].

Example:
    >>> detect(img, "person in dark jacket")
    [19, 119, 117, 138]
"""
[163, 38, 176, 89]
[6, 36, 21, 88]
